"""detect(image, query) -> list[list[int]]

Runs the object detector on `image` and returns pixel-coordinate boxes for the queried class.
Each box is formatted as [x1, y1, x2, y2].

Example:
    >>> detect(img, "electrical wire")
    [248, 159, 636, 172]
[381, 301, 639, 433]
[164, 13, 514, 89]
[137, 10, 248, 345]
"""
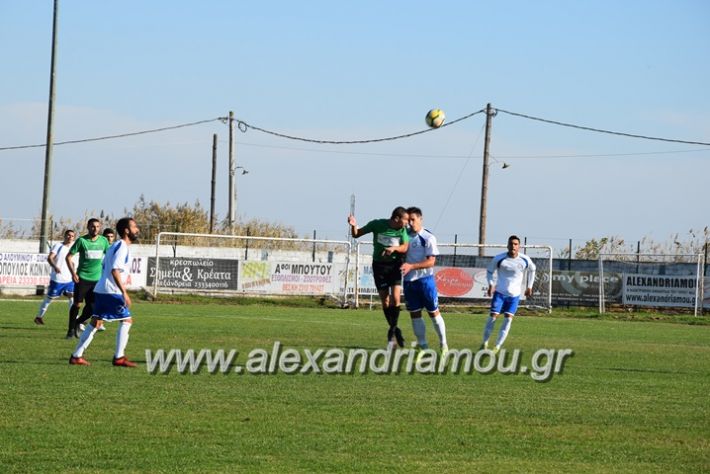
[235, 109, 486, 144]
[0, 117, 224, 151]
[496, 108, 710, 146]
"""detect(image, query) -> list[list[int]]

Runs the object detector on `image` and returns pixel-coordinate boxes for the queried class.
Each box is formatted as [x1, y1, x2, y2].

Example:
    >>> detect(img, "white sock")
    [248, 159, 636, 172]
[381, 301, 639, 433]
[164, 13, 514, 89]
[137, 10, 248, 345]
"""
[495, 317, 512, 348]
[483, 316, 496, 343]
[411, 317, 427, 348]
[430, 314, 447, 347]
[37, 296, 52, 318]
[72, 324, 98, 358]
[115, 321, 132, 359]
[67, 297, 74, 308]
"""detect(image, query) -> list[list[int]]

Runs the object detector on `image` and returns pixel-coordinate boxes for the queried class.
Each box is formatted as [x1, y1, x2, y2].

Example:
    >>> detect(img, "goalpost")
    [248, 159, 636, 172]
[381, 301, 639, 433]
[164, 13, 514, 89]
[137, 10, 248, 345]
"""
[598, 253, 705, 316]
[151, 232, 352, 304]
[352, 242, 553, 312]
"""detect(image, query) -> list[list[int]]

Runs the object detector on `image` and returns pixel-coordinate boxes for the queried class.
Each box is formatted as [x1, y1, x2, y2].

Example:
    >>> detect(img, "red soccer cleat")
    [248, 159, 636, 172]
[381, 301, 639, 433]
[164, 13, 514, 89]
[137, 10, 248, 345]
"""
[69, 356, 90, 366]
[112, 356, 137, 368]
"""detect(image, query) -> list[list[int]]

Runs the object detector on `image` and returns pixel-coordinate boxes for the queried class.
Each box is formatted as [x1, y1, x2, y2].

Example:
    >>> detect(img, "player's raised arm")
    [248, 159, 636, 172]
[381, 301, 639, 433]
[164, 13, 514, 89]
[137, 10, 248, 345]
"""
[348, 214, 367, 238]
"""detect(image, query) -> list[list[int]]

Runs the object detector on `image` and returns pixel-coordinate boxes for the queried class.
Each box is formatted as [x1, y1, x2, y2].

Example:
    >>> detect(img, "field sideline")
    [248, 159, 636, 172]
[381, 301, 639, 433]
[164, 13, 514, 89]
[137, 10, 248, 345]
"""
[1, 300, 708, 473]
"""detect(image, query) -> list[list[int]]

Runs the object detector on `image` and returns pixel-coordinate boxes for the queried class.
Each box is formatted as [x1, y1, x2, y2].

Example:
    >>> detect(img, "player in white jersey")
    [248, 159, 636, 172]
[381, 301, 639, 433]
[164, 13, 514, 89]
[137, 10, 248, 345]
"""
[401, 207, 448, 353]
[70, 217, 140, 367]
[481, 235, 536, 353]
[34, 230, 76, 325]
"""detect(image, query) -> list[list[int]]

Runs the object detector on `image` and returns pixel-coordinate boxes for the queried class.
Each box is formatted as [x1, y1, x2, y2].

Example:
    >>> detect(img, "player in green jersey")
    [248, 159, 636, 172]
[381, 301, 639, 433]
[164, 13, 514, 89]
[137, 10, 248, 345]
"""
[348, 207, 410, 348]
[65, 218, 109, 338]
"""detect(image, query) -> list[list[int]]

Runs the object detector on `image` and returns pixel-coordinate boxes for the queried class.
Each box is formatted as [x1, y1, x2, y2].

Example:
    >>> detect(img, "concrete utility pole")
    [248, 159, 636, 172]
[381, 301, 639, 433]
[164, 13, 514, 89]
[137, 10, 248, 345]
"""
[39, 0, 60, 253]
[478, 103, 494, 256]
[210, 133, 217, 233]
[228, 111, 235, 233]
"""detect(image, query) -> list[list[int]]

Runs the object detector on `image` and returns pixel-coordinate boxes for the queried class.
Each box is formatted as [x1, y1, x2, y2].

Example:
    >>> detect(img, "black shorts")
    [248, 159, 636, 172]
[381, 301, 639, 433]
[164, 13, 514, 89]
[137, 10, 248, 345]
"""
[372, 260, 403, 291]
[73, 279, 98, 305]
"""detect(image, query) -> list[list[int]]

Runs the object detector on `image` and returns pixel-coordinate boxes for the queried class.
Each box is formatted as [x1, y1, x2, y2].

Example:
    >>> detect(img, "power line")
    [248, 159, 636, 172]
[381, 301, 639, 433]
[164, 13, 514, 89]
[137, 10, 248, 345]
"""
[235, 109, 486, 144]
[496, 108, 710, 146]
[3, 106, 709, 152]
[0, 117, 225, 151]
[235, 141, 710, 160]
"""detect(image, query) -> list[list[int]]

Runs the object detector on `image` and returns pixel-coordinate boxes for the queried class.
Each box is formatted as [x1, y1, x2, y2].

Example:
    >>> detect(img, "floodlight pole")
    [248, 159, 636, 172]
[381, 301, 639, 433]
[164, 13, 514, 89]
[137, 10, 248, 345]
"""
[478, 103, 494, 256]
[39, 0, 60, 253]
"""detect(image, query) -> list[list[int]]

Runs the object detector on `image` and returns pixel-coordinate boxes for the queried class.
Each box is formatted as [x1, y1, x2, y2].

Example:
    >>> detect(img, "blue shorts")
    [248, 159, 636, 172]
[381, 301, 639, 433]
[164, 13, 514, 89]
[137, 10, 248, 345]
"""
[490, 291, 520, 316]
[92, 293, 132, 321]
[404, 275, 439, 313]
[47, 280, 74, 298]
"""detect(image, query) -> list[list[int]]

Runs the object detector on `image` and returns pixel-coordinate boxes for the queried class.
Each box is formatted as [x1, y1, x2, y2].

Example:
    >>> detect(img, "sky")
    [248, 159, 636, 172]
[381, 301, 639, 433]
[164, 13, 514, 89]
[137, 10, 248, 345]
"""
[1, 1, 709, 253]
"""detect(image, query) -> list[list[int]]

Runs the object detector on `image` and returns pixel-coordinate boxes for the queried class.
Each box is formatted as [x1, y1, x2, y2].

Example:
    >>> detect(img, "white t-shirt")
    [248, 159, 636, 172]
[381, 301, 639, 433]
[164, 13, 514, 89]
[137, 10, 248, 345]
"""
[487, 252, 536, 297]
[49, 242, 73, 283]
[404, 228, 439, 282]
[94, 240, 131, 295]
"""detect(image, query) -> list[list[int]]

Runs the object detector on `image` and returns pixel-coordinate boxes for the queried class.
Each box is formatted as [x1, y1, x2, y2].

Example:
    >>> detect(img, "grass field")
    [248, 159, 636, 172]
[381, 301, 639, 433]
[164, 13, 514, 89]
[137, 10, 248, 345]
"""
[1, 299, 708, 473]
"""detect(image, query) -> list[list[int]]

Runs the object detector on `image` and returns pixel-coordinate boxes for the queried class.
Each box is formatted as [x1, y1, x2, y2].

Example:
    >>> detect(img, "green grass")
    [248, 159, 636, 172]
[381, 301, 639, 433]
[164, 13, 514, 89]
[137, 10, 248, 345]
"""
[1, 300, 709, 473]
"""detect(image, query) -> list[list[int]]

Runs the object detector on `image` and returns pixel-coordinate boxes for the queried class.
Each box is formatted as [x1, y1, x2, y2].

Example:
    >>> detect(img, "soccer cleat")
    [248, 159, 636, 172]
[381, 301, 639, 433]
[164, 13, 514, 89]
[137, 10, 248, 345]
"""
[492, 346, 500, 355]
[34, 317, 44, 325]
[112, 356, 137, 368]
[479, 341, 488, 351]
[97, 325, 106, 332]
[69, 355, 90, 366]
[78, 323, 86, 331]
[394, 327, 405, 348]
[386, 327, 394, 344]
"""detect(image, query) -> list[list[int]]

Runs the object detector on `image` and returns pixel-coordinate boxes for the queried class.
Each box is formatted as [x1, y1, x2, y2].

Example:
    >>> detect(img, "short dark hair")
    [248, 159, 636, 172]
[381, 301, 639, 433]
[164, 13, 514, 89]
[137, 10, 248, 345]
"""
[103, 228, 115, 236]
[116, 218, 134, 238]
[390, 206, 408, 219]
[63, 229, 75, 237]
[87, 218, 100, 227]
[406, 206, 422, 217]
[508, 235, 520, 244]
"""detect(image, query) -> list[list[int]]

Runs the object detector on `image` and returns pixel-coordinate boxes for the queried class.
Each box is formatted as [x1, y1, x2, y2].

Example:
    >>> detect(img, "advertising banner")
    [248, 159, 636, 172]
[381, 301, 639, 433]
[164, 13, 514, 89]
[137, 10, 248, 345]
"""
[0, 252, 50, 287]
[547, 270, 622, 306]
[433, 266, 488, 299]
[147, 257, 237, 290]
[622, 274, 697, 308]
[239, 261, 341, 295]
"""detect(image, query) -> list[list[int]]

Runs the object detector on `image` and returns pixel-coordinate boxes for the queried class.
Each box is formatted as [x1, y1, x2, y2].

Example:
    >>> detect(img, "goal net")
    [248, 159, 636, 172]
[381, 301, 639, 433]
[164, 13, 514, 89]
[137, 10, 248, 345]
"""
[150, 232, 352, 304]
[351, 241, 553, 312]
[598, 253, 705, 316]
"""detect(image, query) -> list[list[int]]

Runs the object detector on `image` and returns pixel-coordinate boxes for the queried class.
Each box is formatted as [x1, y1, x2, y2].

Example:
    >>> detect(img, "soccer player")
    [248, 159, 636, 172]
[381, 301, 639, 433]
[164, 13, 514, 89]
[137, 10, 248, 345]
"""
[70, 217, 140, 367]
[481, 235, 536, 353]
[65, 218, 109, 338]
[34, 229, 76, 325]
[348, 207, 409, 348]
[102, 227, 115, 244]
[401, 207, 448, 353]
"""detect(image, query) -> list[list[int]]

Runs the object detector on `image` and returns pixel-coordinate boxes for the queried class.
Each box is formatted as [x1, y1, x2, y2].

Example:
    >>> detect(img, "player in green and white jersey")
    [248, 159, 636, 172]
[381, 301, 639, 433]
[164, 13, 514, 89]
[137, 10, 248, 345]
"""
[348, 207, 410, 348]
[65, 218, 109, 338]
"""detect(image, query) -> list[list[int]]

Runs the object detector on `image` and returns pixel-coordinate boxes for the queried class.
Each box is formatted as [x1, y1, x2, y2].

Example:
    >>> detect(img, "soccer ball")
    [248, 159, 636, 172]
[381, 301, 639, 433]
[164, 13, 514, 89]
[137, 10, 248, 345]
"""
[425, 109, 446, 128]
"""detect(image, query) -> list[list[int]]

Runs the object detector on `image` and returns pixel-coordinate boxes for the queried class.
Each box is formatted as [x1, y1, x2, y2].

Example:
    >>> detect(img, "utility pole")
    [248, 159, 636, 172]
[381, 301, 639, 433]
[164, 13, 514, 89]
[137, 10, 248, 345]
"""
[227, 111, 235, 233]
[210, 133, 217, 233]
[39, 0, 59, 253]
[478, 103, 494, 256]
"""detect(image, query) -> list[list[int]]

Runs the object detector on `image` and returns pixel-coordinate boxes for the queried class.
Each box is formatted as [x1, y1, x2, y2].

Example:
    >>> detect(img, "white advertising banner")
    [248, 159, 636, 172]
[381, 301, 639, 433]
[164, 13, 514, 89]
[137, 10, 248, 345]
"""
[239, 260, 342, 295]
[622, 274, 698, 308]
[0, 251, 146, 290]
[0, 252, 50, 287]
